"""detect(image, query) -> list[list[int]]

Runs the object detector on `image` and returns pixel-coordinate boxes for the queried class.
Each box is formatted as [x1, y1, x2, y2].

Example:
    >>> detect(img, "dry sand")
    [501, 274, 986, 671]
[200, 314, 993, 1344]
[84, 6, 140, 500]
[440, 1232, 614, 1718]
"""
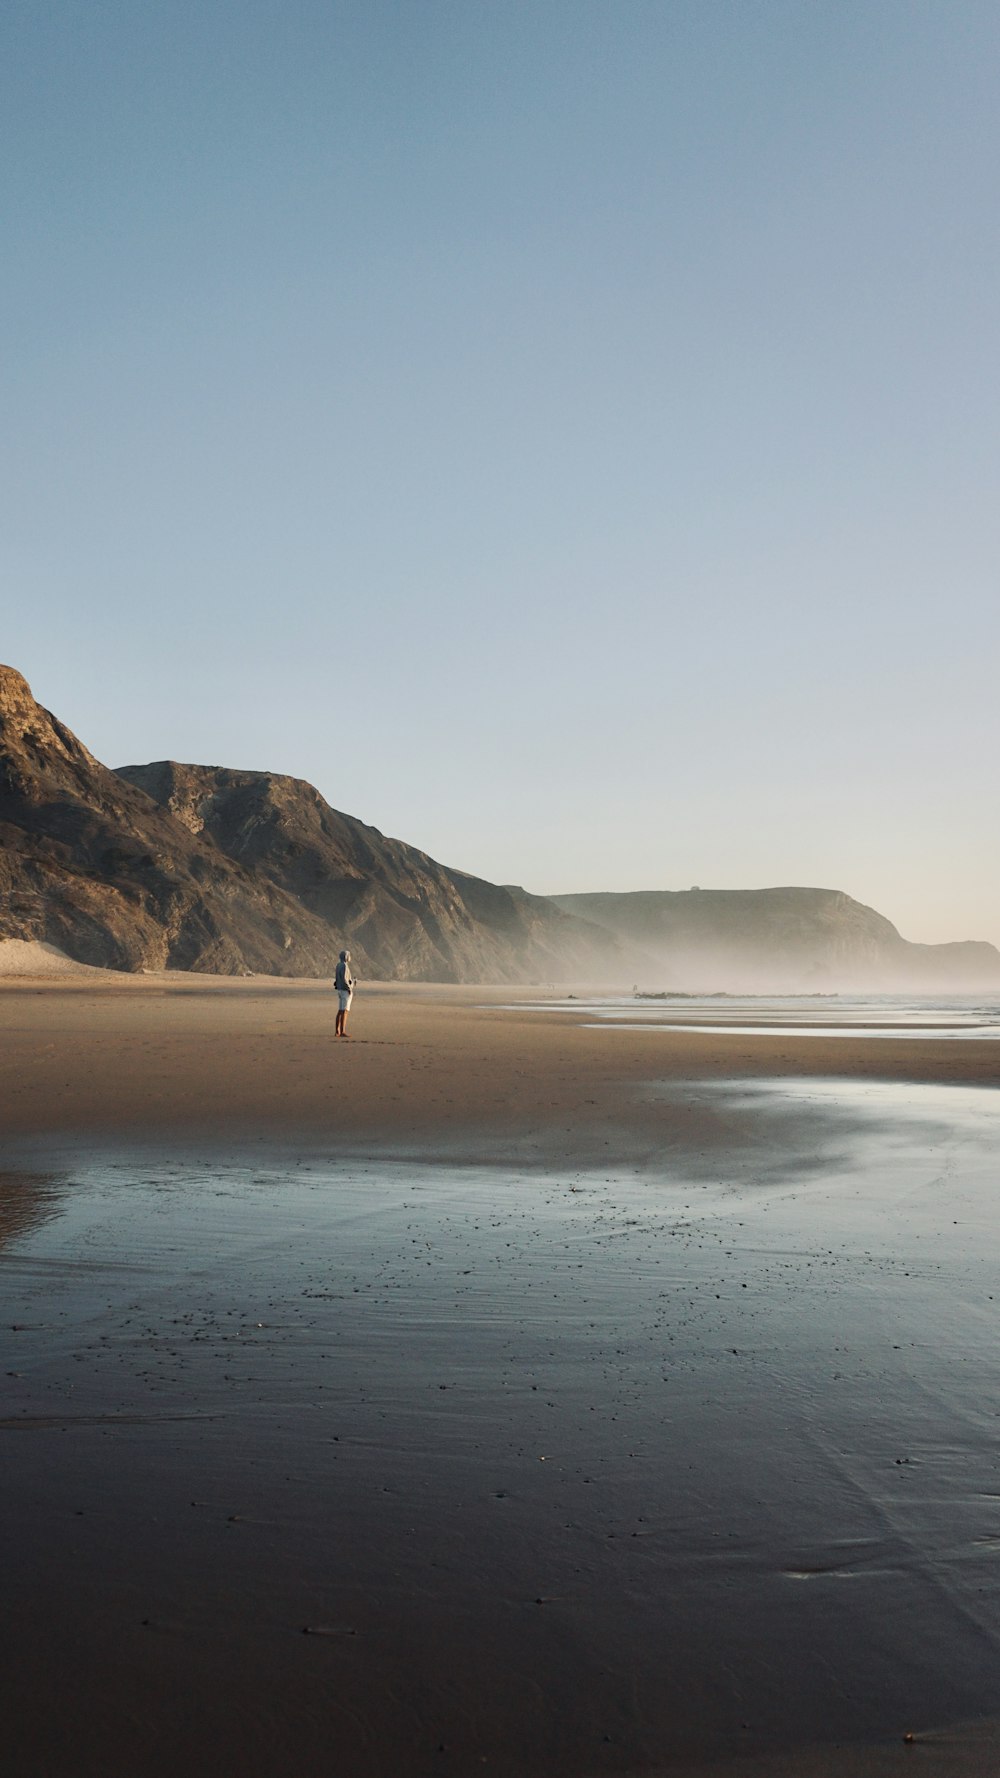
[2, 973, 1000, 1777]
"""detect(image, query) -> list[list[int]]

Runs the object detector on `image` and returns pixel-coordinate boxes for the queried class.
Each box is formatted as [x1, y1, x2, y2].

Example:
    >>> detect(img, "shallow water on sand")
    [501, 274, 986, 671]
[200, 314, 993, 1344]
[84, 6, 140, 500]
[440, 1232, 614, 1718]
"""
[3, 1081, 1000, 1776]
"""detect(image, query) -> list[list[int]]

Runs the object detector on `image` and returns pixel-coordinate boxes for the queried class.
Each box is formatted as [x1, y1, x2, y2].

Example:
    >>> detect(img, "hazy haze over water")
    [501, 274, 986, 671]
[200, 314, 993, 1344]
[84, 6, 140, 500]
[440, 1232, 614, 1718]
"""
[2, 2, 997, 945]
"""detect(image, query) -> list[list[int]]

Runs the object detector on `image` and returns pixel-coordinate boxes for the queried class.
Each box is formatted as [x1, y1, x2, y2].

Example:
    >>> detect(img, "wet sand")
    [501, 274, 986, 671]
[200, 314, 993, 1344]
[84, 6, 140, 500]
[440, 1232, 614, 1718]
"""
[3, 977, 1000, 1776]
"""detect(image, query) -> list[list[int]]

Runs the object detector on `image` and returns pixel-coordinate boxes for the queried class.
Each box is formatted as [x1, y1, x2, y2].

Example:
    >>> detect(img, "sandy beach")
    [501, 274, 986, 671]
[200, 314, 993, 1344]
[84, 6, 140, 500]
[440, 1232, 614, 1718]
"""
[3, 969, 1000, 1160]
[3, 970, 1000, 1776]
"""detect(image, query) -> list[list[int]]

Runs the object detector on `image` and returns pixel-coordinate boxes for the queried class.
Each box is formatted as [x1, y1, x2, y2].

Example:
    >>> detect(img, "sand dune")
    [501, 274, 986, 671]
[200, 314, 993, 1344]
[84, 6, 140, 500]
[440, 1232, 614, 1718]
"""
[0, 938, 107, 977]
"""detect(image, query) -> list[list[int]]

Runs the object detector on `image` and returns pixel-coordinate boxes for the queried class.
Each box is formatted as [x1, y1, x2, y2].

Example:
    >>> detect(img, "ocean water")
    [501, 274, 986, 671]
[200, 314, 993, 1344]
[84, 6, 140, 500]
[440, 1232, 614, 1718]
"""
[520, 992, 1000, 1040]
[3, 1075, 1000, 1773]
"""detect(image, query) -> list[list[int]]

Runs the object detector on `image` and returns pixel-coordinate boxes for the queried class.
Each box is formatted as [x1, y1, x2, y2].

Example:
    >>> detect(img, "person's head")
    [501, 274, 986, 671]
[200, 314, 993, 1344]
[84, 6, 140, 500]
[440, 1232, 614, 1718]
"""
[340, 950, 350, 961]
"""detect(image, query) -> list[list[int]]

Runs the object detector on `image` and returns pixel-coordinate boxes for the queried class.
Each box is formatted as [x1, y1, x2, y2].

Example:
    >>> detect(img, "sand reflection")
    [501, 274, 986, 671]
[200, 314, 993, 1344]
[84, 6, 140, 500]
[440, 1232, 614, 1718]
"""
[0, 1169, 65, 1250]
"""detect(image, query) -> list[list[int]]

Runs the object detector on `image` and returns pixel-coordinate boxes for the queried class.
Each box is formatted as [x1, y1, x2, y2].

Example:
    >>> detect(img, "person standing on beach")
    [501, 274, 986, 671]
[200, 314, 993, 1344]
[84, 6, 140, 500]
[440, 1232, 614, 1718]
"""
[334, 949, 355, 1038]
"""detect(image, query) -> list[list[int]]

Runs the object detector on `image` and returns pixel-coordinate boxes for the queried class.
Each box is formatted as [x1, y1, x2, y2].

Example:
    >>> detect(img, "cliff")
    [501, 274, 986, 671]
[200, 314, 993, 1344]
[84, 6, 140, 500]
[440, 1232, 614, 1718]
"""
[3, 664, 996, 988]
[0, 666, 604, 980]
[551, 887, 1000, 991]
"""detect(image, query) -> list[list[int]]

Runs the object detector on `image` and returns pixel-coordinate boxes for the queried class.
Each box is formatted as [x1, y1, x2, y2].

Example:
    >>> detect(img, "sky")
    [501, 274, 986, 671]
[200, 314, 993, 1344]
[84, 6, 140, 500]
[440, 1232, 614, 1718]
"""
[2, 1, 998, 947]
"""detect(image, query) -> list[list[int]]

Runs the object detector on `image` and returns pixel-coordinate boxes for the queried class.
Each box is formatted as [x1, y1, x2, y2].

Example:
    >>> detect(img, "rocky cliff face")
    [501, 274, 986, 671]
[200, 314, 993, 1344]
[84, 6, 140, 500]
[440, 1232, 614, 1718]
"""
[115, 759, 599, 981]
[0, 666, 605, 980]
[0, 667, 340, 972]
[552, 888, 1000, 990]
[4, 665, 997, 988]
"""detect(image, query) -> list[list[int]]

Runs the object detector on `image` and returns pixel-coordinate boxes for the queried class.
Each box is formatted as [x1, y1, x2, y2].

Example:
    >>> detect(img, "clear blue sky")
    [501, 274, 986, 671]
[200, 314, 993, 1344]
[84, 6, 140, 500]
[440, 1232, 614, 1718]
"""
[3, 2, 998, 946]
